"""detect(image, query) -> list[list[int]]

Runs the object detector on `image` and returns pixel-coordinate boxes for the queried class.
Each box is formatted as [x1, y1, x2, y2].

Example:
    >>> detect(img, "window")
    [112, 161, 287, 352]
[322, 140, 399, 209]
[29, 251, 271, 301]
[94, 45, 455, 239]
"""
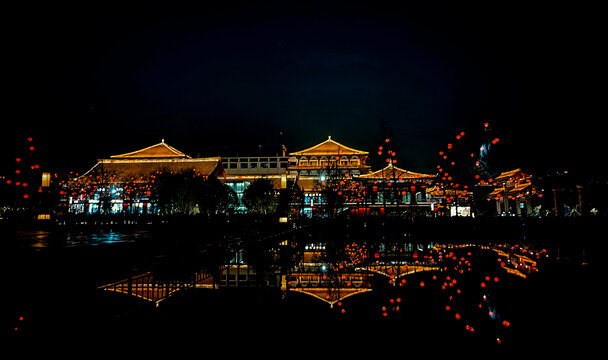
[340, 156, 349, 165]
[320, 157, 328, 166]
[299, 158, 308, 166]
[309, 157, 318, 166]
[350, 157, 360, 165]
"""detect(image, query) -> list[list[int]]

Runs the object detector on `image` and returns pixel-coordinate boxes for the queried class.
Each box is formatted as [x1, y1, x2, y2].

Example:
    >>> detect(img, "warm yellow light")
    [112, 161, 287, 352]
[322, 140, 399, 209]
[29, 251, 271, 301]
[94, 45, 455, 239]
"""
[279, 217, 288, 223]
[41, 172, 51, 187]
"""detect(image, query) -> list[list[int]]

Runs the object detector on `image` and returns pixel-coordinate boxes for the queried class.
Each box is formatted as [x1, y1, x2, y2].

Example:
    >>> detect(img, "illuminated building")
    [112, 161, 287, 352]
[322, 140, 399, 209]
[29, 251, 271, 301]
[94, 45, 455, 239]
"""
[356, 164, 435, 214]
[487, 168, 538, 216]
[221, 156, 292, 211]
[66, 140, 224, 214]
[287, 136, 370, 177]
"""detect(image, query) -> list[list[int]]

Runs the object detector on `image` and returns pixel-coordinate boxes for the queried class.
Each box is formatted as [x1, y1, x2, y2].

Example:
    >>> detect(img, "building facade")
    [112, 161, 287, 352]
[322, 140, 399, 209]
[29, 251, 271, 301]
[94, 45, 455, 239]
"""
[487, 168, 538, 216]
[64, 141, 224, 214]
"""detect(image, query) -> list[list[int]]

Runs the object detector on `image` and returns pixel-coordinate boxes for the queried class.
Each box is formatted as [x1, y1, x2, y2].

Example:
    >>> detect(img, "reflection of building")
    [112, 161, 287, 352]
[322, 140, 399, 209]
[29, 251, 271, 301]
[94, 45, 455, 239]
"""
[67, 141, 223, 214]
[487, 168, 538, 216]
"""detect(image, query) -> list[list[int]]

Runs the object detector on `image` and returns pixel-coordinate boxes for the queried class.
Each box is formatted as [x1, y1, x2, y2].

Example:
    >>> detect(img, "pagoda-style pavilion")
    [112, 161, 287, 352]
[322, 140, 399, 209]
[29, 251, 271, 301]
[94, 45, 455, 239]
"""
[487, 168, 538, 216]
[356, 165, 435, 210]
[67, 140, 224, 214]
[288, 136, 370, 177]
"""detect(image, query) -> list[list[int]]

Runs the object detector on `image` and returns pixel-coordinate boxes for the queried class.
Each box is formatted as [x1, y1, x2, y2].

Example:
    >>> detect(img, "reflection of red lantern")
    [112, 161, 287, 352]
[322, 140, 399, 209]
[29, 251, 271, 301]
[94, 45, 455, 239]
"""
[455, 313, 460, 320]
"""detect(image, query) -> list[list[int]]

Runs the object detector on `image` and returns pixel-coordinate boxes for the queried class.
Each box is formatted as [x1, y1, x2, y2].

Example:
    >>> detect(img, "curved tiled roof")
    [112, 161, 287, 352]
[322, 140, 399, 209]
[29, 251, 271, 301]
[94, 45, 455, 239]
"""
[289, 136, 368, 156]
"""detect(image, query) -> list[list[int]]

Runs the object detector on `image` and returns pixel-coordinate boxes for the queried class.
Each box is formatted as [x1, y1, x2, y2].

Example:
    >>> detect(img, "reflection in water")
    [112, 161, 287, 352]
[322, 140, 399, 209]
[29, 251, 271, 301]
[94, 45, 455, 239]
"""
[15, 230, 51, 249]
[16, 229, 150, 249]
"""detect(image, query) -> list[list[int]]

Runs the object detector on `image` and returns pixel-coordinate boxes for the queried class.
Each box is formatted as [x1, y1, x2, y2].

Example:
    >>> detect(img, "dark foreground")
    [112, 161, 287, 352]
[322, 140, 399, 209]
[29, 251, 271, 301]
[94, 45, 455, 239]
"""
[4, 216, 604, 352]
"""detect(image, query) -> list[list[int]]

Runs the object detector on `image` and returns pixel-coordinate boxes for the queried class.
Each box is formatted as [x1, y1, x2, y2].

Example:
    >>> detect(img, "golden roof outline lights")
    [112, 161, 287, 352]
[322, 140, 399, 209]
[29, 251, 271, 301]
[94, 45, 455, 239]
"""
[110, 141, 190, 159]
[358, 164, 434, 180]
[289, 136, 368, 156]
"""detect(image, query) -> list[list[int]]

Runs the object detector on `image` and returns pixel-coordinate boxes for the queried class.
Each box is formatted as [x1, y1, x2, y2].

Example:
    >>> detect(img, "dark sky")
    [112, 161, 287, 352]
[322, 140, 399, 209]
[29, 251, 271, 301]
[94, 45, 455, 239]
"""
[3, 2, 604, 176]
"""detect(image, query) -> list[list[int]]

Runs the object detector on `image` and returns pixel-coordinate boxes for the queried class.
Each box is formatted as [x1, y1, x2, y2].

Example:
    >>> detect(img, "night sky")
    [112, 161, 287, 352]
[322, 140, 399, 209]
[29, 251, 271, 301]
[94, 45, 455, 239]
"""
[3, 2, 603, 177]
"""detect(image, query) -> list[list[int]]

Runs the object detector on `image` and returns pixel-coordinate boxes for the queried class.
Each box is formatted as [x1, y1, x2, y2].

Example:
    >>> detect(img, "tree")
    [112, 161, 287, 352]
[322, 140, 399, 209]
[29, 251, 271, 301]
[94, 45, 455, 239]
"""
[276, 180, 304, 218]
[242, 178, 277, 214]
[153, 169, 202, 215]
[195, 175, 239, 216]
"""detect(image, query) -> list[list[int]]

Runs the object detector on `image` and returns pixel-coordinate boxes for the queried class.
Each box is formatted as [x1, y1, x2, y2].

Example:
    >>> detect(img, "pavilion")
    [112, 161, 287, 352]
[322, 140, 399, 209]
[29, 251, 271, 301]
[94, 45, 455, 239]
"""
[487, 168, 539, 216]
[356, 164, 435, 213]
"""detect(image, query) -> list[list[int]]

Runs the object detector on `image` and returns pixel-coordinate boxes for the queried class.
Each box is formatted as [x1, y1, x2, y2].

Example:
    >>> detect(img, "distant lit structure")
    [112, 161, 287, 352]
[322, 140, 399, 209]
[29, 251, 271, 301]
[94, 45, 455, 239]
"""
[487, 168, 539, 216]
[221, 156, 291, 211]
[288, 136, 370, 177]
[356, 165, 435, 214]
[65, 140, 223, 214]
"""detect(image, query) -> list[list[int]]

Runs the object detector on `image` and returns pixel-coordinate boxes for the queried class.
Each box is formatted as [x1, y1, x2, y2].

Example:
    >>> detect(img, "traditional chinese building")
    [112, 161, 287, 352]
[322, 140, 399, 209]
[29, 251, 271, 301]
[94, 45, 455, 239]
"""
[66, 140, 224, 214]
[288, 136, 370, 177]
[356, 164, 435, 213]
[487, 168, 539, 216]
